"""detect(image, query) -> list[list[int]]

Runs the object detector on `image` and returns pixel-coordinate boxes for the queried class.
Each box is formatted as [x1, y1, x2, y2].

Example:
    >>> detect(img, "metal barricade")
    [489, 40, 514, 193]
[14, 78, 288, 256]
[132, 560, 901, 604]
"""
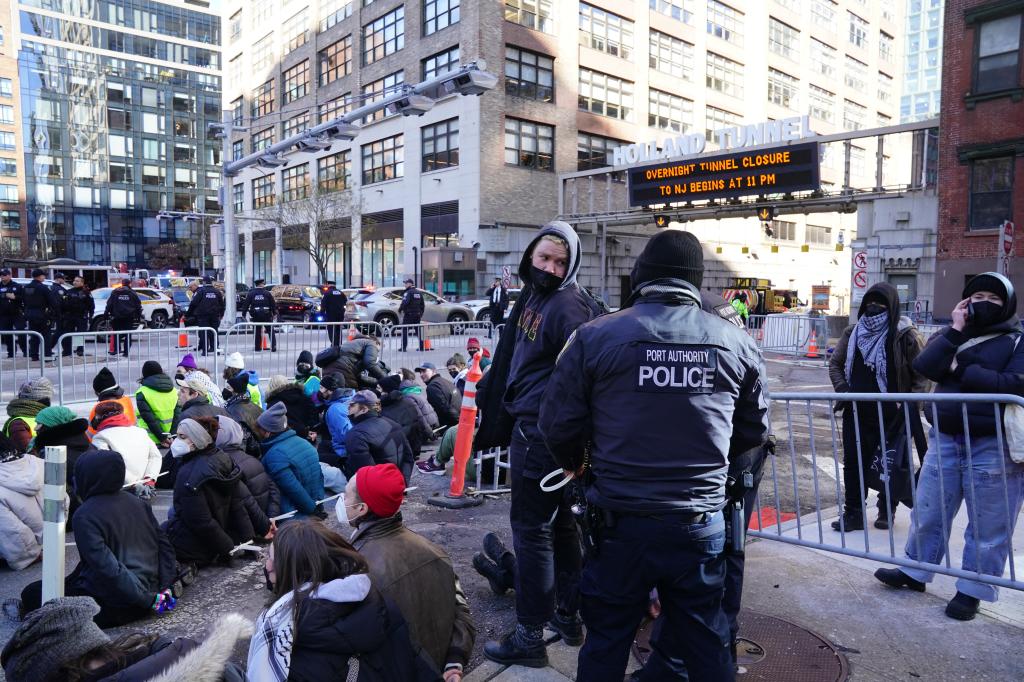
[223, 321, 385, 382]
[380, 321, 495, 372]
[470, 447, 512, 496]
[746, 315, 768, 346]
[916, 323, 945, 342]
[55, 326, 220, 406]
[0, 331, 46, 407]
[752, 391, 1024, 592]
[757, 315, 829, 357]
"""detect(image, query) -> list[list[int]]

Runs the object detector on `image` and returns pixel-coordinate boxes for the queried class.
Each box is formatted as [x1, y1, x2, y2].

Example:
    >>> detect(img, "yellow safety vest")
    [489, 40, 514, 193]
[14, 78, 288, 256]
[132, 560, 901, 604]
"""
[135, 385, 179, 443]
[4, 415, 35, 438]
[247, 383, 263, 409]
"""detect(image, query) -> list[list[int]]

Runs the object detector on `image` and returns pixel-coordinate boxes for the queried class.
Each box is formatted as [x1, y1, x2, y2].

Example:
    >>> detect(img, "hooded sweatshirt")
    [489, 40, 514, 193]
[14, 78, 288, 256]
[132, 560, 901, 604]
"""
[0, 453, 45, 569]
[91, 415, 164, 486]
[135, 373, 181, 444]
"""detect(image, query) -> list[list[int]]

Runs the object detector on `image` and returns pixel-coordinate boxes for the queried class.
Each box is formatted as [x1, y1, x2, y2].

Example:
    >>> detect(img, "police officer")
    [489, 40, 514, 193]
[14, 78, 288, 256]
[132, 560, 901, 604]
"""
[539, 230, 769, 681]
[321, 280, 347, 346]
[0, 268, 26, 358]
[23, 268, 60, 361]
[107, 278, 142, 357]
[397, 278, 424, 352]
[187, 274, 225, 356]
[50, 272, 69, 352]
[240, 278, 277, 352]
[61, 276, 95, 357]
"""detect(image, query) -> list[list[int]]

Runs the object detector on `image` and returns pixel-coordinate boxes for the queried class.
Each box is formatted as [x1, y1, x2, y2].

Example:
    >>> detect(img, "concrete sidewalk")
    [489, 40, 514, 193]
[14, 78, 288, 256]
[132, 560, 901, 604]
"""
[465, 517, 1024, 681]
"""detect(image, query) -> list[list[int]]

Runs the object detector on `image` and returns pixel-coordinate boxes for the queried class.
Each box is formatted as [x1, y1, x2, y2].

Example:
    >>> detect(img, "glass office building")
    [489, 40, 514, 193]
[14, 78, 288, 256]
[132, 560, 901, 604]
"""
[15, 0, 222, 265]
[900, 0, 943, 122]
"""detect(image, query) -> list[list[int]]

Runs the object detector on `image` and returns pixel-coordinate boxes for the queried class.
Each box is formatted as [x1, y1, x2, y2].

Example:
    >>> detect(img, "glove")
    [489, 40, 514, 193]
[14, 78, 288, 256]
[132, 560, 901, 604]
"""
[133, 481, 157, 500]
[151, 589, 176, 613]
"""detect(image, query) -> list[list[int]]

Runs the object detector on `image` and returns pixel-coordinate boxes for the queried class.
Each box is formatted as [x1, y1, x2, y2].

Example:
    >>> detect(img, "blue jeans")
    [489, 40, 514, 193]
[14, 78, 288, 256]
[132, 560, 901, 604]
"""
[900, 431, 1024, 601]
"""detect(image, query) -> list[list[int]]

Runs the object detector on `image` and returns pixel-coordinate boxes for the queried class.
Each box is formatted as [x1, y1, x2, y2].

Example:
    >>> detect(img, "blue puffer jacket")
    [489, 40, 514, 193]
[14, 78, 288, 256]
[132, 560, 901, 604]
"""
[325, 388, 355, 462]
[261, 429, 325, 517]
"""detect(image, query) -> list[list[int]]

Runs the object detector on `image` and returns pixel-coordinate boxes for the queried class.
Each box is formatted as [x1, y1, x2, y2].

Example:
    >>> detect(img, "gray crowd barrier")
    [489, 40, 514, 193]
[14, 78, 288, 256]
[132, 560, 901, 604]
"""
[0, 331, 46, 405]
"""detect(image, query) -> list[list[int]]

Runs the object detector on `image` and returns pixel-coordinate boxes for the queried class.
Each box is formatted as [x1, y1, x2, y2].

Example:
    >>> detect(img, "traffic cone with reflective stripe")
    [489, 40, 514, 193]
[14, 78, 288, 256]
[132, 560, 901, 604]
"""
[177, 317, 189, 349]
[429, 352, 484, 509]
[805, 329, 821, 359]
[347, 324, 356, 341]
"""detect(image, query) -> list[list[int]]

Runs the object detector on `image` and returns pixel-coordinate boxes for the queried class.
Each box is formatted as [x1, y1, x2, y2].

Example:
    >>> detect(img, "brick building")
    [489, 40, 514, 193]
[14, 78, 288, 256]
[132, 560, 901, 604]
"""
[935, 0, 1023, 315]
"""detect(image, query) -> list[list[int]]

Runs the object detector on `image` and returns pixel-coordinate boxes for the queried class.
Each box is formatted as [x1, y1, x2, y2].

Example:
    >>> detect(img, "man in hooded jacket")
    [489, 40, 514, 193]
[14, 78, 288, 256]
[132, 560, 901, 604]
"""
[480, 221, 603, 668]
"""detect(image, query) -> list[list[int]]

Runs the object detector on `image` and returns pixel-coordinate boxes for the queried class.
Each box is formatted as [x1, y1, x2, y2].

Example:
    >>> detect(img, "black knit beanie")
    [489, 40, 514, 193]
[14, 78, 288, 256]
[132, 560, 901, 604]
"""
[631, 230, 705, 290]
[92, 367, 118, 396]
[962, 272, 1010, 302]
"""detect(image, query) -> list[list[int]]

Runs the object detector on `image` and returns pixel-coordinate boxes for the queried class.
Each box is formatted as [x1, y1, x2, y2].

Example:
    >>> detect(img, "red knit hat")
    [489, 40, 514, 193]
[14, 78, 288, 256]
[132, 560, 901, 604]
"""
[466, 337, 481, 351]
[355, 464, 405, 517]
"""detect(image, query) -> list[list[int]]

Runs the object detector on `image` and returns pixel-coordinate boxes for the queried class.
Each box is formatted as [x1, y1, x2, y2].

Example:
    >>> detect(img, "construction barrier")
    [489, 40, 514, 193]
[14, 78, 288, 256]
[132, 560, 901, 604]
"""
[429, 352, 484, 509]
[756, 315, 830, 358]
[0, 331, 46, 406]
[751, 391, 1024, 593]
[470, 447, 512, 496]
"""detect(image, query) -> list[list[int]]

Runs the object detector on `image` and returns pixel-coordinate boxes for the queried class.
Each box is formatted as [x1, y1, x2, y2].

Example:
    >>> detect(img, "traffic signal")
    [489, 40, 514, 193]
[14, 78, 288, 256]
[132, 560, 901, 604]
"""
[757, 206, 775, 222]
[654, 214, 671, 228]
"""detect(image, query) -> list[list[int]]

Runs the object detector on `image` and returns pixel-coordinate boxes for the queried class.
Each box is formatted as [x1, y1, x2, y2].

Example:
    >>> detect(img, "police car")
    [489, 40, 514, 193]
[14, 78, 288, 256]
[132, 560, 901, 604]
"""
[91, 287, 175, 330]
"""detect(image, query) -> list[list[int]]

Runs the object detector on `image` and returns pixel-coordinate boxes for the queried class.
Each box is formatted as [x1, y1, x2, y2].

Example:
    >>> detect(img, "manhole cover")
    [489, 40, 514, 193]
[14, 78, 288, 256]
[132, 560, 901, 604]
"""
[632, 609, 848, 681]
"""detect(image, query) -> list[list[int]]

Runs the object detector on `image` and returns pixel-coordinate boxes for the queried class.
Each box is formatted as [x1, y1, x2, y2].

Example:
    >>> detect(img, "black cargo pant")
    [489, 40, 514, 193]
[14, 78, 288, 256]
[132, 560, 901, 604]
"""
[195, 315, 220, 355]
[841, 404, 898, 518]
[61, 316, 89, 355]
[0, 313, 26, 357]
[26, 316, 52, 359]
[326, 319, 344, 346]
[110, 317, 135, 355]
[252, 316, 276, 351]
[508, 419, 581, 628]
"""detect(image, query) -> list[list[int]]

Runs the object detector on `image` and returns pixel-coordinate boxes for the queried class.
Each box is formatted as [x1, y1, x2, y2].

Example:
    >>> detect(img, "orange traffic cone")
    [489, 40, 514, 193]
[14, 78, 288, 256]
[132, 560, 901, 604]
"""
[347, 324, 356, 341]
[262, 332, 270, 351]
[805, 330, 821, 359]
[428, 353, 484, 509]
[177, 317, 189, 349]
[424, 338, 432, 351]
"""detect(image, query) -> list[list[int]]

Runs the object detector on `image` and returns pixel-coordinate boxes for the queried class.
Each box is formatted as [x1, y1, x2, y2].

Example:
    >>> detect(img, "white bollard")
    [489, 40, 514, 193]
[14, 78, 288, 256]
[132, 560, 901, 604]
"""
[41, 445, 67, 603]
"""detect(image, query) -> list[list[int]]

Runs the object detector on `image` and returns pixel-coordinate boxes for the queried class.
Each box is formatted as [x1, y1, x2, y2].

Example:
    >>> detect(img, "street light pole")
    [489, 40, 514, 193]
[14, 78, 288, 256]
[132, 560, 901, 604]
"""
[220, 111, 238, 324]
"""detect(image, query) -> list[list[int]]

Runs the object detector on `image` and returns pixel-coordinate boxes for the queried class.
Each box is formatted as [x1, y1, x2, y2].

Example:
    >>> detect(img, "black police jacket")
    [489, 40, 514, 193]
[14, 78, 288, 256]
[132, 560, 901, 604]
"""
[241, 287, 276, 320]
[62, 286, 94, 319]
[108, 287, 143, 320]
[398, 288, 425, 323]
[0, 280, 24, 315]
[187, 285, 225, 319]
[539, 281, 770, 515]
[321, 287, 347, 320]
[23, 280, 59, 319]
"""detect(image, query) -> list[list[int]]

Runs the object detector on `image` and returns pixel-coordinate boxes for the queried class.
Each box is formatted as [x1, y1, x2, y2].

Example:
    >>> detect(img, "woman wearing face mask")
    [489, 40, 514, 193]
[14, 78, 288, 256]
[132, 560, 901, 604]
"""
[248, 520, 439, 681]
[875, 272, 1024, 621]
[829, 282, 929, 532]
[162, 417, 273, 571]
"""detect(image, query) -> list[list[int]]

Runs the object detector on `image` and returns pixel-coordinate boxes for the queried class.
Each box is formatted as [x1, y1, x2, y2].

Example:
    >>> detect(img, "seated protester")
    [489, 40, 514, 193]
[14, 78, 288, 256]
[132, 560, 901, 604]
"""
[19, 449, 177, 627]
[4, 378, 53, 453]
[266, 374, 320, 442]
[466, 337, 492, 372]
[295, 350, 322, 404]
[248, 520, 438, 682]
[254, 402, 325, 520]
[177, 374, 230, 420]
[416, 422, 477, 479]
[163, 417, 272, 567]
[416, 363, 461, 428]
[319, 334, 389, 389]
[347, 464, 476, 678]
[224, 354, 265, 409]
[380, 374, 431, 460]
[90, 400, 163, 492]
[345, 391, 414, 483]
[134, 361, 180, 447]
[88, 368, 136, 437]
[1, 596, 251, 682]
[224, 375, 264, 457]
[215, 415, 280, 519]
[174, 353, 200, 382]
[320, 374, 355, 469]
[401, 369, 440, 433]
[31, 406, 91, 519]
[0, 434, 45, 570]
[446, 354, 469, 396]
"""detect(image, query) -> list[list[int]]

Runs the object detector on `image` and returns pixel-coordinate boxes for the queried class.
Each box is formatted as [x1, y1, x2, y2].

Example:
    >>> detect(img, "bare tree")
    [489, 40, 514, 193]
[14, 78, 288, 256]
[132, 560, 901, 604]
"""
[272, 184, 362, 283]
[146, 239, 198, 271]
[0, 235, 33, 264]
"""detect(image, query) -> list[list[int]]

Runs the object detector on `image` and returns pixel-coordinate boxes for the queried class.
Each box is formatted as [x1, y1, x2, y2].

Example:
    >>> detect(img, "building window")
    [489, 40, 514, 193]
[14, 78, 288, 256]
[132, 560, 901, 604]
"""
[283, 61, 310, 104]
[282, 165, 310, 202]
[810, 38, 837, 78]
[843, 99, 866, 130]
[848, 11, 868, 49]
[706, 52, 744, 99]
[648, 89, 692, 133]
[878, 72, 894, 104]
[362, 71, 404, 123]
[231, 96, 243, 125]
[578, 68, 634, 121]
[319, 94, 353, 123]
[706, 1, 743, 46]
[505, 0, 554, 34]
[879, 31, 894, 64]
[505, 118, 554, 170]
[768, 68, 799, 110]
[0, 105, 14, 124]
[650, 0, 694, 24]
[505, 46, 554, 102]
[422, 118, 459, 172]
[232, 140, 244, 161]
[252, 176, 275, 209]
[252, 33, 274, 73]
[0, 79, 12, 98]
[973, 14, 1022, 94]
[283, 112, 309, 138]
[318, 150, 351, 192]
[649, 31, 693, 81]
[321, 0, 354, 32]
[705, 105, 741, 144]
[423, 45, 460, 80]
[424, 0, 459, 36]
[229, 10, 242, 43]
[252, 127, 274, 153]
[579, 3, 634, 60]
[363, 6, 405, 66]
[362, 134, 404, 184]
[251, 80, 274, 119]
[845, 55, 868, 93]
[252, 0, 273, 27]
[769, 220, 796, 241]
[768, 18, 799, 60]
[1, 209, 20, 229]
[284, 8, 309, 53]
[0, 131, 17, 150]
[811, 0, 837, 31]
[806, 224, 832, 245]
[319, 36, 353, 86]
[0, 158, 16, 176]
[808, 84, 835, 123]
[970, 156, 1014, 230]
[2, 237, 21, 253]
[578, 132, 627, 171]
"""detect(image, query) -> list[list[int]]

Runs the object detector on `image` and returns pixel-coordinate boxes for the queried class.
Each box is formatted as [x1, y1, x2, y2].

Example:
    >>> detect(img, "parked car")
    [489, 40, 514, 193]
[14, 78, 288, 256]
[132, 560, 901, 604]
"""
[269, 284, 324, 322]
[344, 287, 473, 331]
[90, 287, 175, 330]
[462, 288, 522, 322]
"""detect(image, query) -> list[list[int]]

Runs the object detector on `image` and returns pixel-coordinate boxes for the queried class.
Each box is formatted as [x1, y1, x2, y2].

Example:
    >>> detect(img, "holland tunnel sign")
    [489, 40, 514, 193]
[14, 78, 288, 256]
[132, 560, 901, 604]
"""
[627, 141, 820, 207]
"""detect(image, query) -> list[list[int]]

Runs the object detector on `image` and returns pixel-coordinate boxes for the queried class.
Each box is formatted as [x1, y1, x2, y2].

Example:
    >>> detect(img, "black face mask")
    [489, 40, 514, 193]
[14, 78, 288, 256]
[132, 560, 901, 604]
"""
[968, 301, 1003, 328]
[530, 266, 564, 292]
[864, 303, 887, 318]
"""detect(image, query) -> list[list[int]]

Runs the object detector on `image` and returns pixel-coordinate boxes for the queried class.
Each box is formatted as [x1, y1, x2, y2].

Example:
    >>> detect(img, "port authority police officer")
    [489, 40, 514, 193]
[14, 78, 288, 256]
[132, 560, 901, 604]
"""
[539, 230, 769, 681]
[240, 278, 277, 352]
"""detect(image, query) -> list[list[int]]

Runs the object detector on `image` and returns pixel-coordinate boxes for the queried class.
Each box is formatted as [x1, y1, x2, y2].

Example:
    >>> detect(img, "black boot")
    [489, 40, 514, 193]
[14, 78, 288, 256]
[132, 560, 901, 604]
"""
[483, 532, 517, 587]
[945, 592, 980, 621]
[473, 553, 510, 596]
[874, 567, 926, 592]
[549, 609, 585, 646]
[484, 625, 548, 668]
[831, 511, 864, 532]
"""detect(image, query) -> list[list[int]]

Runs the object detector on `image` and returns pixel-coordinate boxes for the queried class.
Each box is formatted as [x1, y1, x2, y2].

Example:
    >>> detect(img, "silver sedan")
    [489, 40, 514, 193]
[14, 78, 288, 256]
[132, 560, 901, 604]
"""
[344, 287, 474, 331]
